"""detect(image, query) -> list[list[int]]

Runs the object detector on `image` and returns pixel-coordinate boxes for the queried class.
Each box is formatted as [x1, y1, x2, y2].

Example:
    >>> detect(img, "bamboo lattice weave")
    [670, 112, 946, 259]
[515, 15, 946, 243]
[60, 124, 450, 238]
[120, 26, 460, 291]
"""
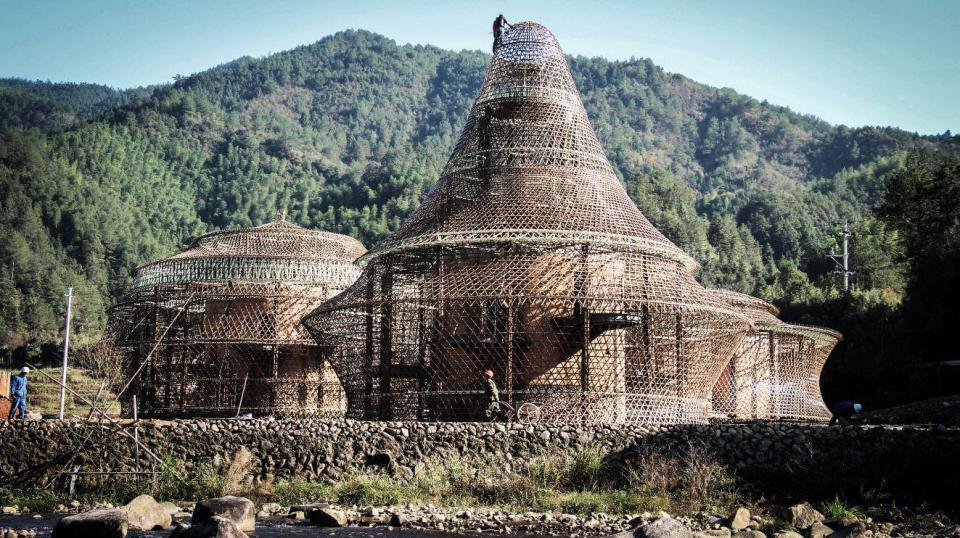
[710, 289, 841, 422]
[304, 23, 751, 425]
[107, 220, 364, 417]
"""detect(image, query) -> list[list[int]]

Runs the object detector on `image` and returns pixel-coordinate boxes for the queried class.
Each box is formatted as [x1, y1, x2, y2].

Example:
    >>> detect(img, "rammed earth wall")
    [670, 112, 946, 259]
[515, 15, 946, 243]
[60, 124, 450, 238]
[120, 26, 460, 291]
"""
[0, 420, 956, 505]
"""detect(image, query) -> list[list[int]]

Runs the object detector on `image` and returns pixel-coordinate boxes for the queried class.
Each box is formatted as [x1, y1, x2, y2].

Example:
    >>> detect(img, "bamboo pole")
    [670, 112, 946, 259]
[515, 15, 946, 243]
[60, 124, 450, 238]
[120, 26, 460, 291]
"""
[26, 363, 165, 466]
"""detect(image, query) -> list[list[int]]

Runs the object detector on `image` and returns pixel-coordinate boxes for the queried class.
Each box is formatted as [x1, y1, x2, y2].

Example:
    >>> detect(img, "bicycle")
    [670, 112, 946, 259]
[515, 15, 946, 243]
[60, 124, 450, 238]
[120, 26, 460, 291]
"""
[490, 400, 542, 423]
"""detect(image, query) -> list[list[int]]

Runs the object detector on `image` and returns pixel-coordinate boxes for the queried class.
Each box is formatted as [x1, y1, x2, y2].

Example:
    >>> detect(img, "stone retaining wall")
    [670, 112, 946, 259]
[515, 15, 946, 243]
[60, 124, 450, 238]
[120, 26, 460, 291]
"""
[0, 420, 956, 505]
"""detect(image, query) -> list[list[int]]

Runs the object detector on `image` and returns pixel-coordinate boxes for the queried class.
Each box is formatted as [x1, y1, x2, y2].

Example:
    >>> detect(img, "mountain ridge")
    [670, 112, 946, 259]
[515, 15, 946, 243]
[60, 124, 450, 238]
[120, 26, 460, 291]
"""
[0, 28, 954, 353]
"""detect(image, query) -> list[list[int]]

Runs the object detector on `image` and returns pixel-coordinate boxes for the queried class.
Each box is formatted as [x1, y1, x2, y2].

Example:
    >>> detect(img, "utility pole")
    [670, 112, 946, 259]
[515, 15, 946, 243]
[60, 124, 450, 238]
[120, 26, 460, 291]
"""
[59, 287, 73, 420]
[827, 221, 854, 292]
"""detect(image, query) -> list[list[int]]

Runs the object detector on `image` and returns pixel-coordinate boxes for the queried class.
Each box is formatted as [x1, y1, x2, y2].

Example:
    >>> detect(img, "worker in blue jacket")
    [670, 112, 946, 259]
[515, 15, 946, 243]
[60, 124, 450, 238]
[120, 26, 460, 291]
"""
[8, 366, 29, 420]
[829, 400, 862, 426]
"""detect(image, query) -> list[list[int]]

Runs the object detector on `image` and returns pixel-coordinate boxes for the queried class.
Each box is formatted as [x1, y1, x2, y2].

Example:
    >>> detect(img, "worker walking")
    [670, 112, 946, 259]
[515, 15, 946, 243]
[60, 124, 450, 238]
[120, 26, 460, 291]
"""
[829, 400, 862, 426]
[492, 14, 511, 52]
[8, 367, 29, 420]
[483, 369, 502, 421]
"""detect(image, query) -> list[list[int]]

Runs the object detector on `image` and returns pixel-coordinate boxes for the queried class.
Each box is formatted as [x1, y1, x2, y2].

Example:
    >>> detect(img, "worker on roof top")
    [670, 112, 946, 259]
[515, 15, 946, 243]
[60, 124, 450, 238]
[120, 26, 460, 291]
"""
[492, 14, 511, 53]
[8, 366, 29, 420]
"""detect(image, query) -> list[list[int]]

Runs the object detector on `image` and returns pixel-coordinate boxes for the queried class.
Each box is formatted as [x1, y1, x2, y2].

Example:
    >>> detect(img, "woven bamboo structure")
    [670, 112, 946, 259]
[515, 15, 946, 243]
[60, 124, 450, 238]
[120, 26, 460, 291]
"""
[710, 290, 842, 421]
[108, 219, 366, 418]
[303, 22, 750, 424]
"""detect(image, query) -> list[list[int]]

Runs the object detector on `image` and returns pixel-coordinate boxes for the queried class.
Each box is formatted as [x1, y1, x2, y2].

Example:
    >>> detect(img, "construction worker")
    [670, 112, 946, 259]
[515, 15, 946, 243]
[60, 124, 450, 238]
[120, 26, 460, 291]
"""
[829, 400, 862, 426]
[483, 369, 502, 421]
[8, 367, 29, 420]
[492, 14, 511, 52]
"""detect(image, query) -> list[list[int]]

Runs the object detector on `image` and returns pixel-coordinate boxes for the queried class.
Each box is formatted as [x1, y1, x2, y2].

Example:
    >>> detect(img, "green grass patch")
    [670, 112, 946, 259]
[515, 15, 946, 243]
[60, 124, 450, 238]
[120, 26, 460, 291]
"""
[22, 442, 750, 518]
[822, 496, 865, 520]
[0, 486, 62, 513]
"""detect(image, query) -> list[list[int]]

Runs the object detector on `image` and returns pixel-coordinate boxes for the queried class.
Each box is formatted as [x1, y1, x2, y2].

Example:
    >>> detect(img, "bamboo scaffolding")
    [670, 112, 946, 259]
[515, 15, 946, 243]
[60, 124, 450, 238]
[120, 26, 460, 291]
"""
[304, 23, 751, 425]
[106, 220, 365, 417]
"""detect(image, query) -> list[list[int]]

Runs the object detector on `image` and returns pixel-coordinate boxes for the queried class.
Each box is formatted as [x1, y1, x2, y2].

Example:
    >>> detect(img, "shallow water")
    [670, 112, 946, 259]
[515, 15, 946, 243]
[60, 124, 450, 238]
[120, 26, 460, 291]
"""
[0, 515, 478, 537]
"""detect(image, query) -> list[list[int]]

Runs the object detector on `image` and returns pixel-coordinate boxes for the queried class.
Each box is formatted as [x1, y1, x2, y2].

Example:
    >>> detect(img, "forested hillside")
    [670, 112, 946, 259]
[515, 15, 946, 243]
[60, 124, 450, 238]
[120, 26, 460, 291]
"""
[0, 79, 149, 131]
[1, 30, 957, 405]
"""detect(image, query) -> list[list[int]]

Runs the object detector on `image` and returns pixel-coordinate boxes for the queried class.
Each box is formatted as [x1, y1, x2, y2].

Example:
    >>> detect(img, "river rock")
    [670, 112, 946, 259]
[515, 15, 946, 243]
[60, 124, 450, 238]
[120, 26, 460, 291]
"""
[789, 503, 825, 530]
[610, 516, 693, 538]
[124, 495, 172, 530]
[257, 502, 282, 517]
[806, 522, 834, 538]
[309, 507, 348, 527]
[829, 523, 868, 538]
[730, 508, 751, 531]
[732, 532, 766, 538]
[51, 508, 128, 538]
[696, 531, 731, 538]
[290, 503, 329, 514]
[170, 517, 248, 538]
[159, 502, 180, 516]
[192, 497, 255, 533]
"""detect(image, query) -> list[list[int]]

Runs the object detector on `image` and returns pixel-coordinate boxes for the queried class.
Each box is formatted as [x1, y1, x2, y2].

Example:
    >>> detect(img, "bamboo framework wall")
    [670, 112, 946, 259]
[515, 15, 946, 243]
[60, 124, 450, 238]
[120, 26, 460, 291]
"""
[108, 220, 366, 418]
[710, 290, 842, 422]
[304, 23, 750, 425]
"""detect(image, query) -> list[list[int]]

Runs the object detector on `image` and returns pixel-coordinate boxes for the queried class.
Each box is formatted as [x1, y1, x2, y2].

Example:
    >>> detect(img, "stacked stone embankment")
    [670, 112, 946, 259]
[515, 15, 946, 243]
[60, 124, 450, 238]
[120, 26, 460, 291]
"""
[0, 420, 956, 506]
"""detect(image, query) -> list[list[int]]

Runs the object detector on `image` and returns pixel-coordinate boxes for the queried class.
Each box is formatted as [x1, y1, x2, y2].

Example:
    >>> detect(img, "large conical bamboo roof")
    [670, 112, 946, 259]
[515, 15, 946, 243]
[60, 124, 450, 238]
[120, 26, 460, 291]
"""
[362, 22, 695, 270]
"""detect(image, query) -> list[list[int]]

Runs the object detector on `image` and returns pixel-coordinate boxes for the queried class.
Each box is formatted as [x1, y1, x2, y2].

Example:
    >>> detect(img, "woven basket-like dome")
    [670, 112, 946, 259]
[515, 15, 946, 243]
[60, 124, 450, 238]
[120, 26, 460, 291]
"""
[710, 289, 842, 421]
[134, 220, 366, 290]
[108, 219, 365, 418]
[304, 22, 748, 425]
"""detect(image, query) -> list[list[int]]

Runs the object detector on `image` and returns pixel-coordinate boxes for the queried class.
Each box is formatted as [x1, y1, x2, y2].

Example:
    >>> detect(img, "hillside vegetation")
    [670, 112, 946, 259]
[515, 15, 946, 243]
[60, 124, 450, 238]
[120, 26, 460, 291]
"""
[1, 30, 957, 406]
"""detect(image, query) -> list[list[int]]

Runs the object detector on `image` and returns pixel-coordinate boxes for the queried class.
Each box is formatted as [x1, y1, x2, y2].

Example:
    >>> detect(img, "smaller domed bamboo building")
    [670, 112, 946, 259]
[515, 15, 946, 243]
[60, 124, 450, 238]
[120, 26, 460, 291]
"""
[710, 290, 842, 421]
[107, 218, 366, 418]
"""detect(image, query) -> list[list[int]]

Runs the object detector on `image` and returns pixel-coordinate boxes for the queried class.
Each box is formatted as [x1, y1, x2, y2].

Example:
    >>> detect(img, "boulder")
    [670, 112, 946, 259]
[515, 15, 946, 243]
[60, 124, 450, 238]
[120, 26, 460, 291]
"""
[608, 516, 693, 538]
[124, 495, 172, 530]
[774, 532, 804, 538]
[308, 506, 348, 527]
[806, 522, 834, 538]
[732, 532, 766, 538]
[729, 508, 751, 532]
[192, 497, 255, 533]
[159, 502, 180, 516]
[170, 517, 248, 538]
[789, 503, 825, 530]
[51, 508, 128, 538]
[257, 502, 282, 517]
[829, 523, 868, 538]
[694, 531, 731, 538]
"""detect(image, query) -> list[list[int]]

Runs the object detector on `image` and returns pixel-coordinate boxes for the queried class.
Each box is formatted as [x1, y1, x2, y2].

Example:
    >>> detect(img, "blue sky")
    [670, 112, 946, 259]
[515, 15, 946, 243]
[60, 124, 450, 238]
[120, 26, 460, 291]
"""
[1, 0, 957, 134]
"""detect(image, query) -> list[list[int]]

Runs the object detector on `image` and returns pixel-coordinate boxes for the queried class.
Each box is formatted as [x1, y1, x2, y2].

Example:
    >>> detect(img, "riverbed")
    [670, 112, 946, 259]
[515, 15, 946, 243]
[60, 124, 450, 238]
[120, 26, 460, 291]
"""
[0, 515, 506, 537]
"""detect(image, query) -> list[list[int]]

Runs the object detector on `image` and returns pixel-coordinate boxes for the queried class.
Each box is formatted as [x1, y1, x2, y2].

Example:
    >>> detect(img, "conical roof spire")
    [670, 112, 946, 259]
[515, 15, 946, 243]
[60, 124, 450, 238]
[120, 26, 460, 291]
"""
[304, 21, 749, 425]
[363, 22, 695, 270]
